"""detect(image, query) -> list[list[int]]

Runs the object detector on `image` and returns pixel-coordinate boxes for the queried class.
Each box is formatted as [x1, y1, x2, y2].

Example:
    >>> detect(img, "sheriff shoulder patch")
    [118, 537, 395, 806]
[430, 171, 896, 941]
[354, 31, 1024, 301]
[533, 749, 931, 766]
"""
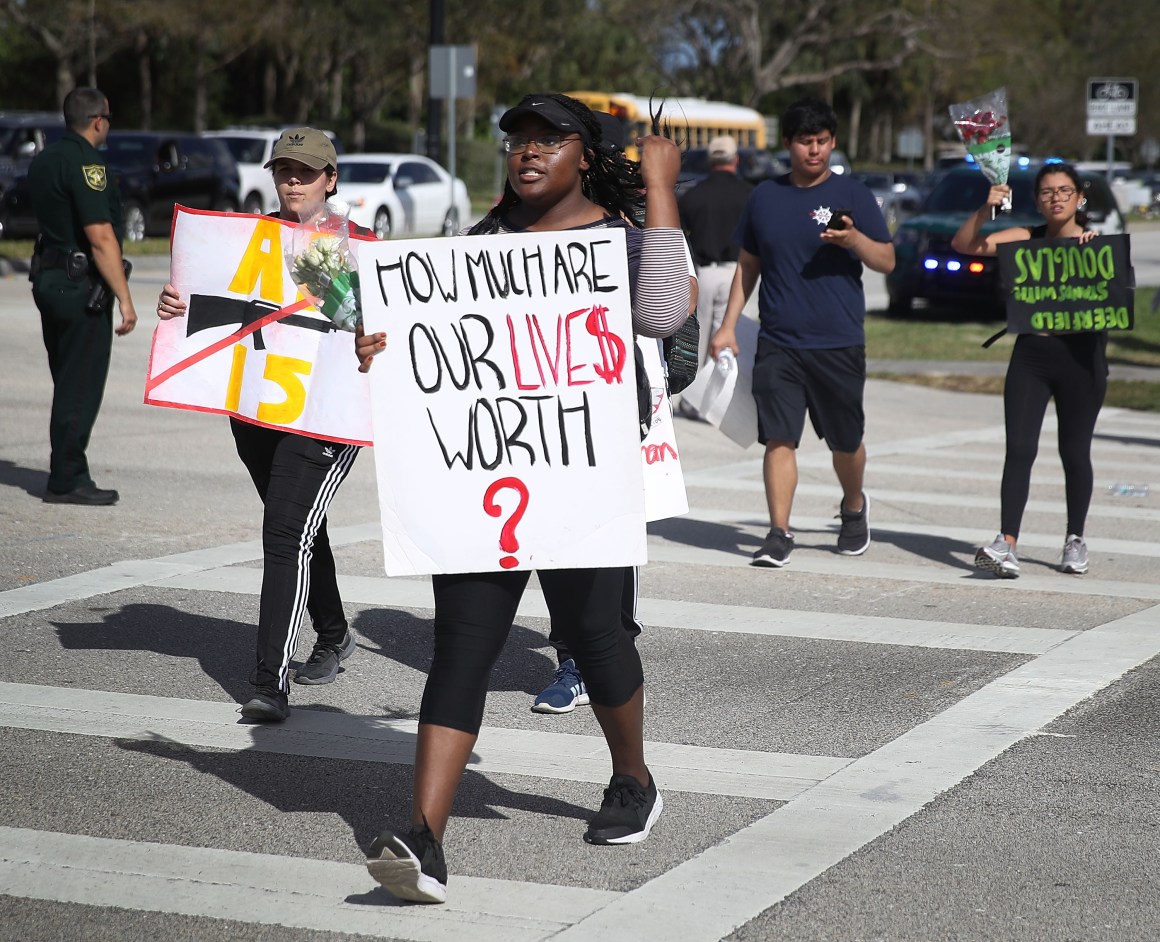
[82, 165, 107, 191]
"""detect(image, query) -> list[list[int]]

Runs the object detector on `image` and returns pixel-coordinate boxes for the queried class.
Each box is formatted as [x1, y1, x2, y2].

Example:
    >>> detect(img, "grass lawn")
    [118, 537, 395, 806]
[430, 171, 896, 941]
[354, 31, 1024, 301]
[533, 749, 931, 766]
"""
[867, 287, 1160, 411]
[1, 237, 172, 261]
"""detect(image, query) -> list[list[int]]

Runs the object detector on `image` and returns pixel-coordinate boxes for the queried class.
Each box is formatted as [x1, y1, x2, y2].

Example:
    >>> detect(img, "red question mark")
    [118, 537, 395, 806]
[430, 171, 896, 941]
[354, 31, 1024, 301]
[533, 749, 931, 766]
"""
[483, 477, 530, 570]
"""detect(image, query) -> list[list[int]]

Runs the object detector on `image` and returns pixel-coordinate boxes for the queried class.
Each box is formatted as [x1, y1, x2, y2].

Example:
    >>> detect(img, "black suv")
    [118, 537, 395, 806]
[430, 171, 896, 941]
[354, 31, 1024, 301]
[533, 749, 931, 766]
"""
[103, 132, 240, 239]
[0, 131, 240, 241]
[0, 111, 64, 194]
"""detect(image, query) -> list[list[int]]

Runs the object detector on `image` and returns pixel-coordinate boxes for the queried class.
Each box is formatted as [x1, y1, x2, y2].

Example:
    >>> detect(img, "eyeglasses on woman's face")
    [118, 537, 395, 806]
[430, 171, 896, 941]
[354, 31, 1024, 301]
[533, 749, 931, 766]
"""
[1037, 185, 1077, 201]
[502, 133, 578, 155]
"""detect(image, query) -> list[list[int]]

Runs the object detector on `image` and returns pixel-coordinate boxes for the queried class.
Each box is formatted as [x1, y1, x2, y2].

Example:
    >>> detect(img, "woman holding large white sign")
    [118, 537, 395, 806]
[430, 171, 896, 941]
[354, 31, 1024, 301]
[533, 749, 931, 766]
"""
[358, 93, 692, 903]
[951, 162, 1107, 579]
[156, 129, 372, 720]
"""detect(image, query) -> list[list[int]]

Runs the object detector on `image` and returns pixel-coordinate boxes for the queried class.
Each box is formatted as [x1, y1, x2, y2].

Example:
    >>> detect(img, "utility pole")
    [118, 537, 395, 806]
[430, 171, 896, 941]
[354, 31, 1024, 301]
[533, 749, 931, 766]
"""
[427, 0, 444, 163]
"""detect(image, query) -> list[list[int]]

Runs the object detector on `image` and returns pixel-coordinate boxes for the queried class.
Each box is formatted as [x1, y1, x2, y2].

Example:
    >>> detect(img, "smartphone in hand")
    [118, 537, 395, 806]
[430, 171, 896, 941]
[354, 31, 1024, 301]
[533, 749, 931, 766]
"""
[826, 210, 853, 231]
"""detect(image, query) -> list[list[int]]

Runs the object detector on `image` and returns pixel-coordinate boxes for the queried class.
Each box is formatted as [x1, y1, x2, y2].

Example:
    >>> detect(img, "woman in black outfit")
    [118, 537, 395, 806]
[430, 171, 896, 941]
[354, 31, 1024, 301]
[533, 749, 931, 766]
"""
[952, 162, 1106, 579]
[356, 93, 692, 904]
[156, 129, 369, 719]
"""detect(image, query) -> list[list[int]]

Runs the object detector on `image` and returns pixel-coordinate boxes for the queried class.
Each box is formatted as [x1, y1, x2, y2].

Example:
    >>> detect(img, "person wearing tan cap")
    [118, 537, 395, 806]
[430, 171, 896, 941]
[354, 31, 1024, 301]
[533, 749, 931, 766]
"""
[154, 127, 372, 721]
[677, 133, 753, 415]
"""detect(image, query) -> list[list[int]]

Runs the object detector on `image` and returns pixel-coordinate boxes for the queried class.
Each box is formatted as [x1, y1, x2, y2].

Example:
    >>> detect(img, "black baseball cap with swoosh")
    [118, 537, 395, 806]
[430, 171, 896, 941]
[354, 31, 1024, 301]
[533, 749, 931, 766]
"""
[498, 94, 592, 145]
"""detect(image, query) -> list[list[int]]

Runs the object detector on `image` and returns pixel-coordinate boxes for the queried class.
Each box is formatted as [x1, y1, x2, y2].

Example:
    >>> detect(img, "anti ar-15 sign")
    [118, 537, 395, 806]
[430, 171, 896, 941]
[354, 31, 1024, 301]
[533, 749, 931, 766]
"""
[997, 234, 1134, 334]
[360, 227, 650, 576]
[144, 206, 375, 446]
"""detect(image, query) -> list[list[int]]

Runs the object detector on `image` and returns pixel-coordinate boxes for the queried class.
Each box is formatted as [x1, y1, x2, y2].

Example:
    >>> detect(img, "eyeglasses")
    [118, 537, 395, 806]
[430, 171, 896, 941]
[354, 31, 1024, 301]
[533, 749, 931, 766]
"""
[90, 114, 111, 124]
[502, 133, 577, 154]
[1037, 185, 1076, 200]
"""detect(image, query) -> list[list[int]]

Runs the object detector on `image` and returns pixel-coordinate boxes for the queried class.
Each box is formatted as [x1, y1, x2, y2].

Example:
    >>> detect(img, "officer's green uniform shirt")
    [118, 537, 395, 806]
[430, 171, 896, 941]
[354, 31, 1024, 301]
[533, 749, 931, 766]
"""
[27, 128, 123, 252]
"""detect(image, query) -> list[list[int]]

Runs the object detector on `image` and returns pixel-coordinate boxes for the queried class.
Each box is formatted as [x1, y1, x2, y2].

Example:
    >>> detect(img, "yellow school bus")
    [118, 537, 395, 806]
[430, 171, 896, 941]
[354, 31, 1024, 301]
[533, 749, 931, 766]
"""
[567, 90, 767, 160]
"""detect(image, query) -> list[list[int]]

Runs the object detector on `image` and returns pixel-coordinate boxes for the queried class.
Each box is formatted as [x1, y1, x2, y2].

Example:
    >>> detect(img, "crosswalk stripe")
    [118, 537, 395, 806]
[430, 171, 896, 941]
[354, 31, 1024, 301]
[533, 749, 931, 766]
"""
[668, 506, 1160, 560]
[0, 826, 620, 942]
[549, 603, 1160, 942]
[153, 566, 1075, 654]
[678, 478, 1160, 523]
[0, 683, 846, 801]
[646, 541, 1160, 600]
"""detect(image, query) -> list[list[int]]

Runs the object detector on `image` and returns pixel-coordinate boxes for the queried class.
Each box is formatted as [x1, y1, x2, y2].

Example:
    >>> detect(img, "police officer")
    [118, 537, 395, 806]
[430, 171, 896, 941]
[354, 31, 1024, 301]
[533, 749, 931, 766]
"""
[29, 86, 137, 505]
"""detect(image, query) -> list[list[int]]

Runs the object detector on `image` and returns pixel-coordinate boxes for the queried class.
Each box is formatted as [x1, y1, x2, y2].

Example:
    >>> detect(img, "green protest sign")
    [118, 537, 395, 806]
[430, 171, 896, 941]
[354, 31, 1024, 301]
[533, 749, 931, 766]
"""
[998, 234, 1134, 334]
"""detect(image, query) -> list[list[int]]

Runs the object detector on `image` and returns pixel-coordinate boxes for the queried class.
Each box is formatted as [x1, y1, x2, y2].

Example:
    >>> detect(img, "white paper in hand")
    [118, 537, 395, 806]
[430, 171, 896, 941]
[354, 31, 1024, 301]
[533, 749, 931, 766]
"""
[680, 315, 759, 448]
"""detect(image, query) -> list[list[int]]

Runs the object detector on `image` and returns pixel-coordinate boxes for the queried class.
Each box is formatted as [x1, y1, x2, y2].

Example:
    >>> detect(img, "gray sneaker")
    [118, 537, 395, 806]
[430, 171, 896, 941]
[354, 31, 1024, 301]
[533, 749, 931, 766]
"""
[294, 630, 357, 685]
[752, 528, 794, 568]
[975, 534, 1020, 578]
[1061, 535, 1089, 574]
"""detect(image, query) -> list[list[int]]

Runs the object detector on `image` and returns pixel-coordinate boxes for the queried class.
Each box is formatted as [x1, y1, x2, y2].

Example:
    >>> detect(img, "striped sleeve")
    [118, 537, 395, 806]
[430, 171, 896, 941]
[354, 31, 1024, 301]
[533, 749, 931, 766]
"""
[632, 227, 692, 338]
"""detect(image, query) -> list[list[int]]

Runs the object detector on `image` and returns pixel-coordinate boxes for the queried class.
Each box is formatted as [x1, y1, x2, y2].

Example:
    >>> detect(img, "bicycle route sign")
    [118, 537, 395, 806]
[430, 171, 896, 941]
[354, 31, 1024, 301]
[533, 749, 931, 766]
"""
[1087, 77, 1137, 136]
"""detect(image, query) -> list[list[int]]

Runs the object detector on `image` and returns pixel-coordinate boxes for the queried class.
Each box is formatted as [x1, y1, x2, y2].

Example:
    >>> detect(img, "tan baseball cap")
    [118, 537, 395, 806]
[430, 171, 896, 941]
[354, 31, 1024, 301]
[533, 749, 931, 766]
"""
[708, 135, 738, 159]
[263, 127, 337, 170]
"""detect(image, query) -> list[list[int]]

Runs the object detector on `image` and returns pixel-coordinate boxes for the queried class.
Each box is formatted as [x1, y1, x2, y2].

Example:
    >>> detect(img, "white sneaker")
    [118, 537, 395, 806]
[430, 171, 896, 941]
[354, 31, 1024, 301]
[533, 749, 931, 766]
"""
[975, 534, 1020, 578]
[1061, 534, 1089, 574]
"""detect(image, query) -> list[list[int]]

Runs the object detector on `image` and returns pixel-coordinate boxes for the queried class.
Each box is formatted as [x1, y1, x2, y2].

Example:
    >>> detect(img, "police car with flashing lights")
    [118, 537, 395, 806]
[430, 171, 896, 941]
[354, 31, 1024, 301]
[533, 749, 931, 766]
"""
[885, 158, 1126, 316]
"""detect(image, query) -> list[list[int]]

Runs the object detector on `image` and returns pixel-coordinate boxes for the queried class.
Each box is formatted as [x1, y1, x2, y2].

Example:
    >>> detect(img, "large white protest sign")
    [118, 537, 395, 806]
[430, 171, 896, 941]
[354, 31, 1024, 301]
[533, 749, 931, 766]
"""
[360, 228, 648, 576]
[144, 206, 374, 446]
[637, 337, 688, 521]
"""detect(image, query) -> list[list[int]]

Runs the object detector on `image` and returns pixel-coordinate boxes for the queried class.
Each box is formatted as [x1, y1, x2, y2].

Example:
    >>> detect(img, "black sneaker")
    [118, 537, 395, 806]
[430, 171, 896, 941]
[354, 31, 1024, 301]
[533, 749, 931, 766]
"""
[752, 528, 794, 568]
[366, 823, 448, 903]
[294, 630, 357, 685]
[238, 688, 289, 722]
[583, 772, 663, 845]
[836, 492, 871, 556]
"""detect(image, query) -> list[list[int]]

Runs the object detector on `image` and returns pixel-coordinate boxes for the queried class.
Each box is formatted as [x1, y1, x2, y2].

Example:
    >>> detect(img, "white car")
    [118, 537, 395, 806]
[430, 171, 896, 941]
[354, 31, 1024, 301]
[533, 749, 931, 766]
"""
[201, 128, 341, 216]
[337, 153, 471, 239]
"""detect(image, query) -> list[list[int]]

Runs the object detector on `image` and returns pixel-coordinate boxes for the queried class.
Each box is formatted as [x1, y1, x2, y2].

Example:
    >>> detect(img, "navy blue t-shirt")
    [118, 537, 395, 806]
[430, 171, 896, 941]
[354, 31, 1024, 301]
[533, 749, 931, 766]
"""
[735, 173, 891, 348]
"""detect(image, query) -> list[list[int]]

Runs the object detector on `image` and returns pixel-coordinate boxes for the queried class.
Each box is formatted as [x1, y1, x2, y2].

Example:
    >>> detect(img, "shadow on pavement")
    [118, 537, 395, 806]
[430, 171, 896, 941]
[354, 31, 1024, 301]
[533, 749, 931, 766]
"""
[353, 606, 558, 699]
[0, 458, 49, 499]
[53, 602, 254, 702]
[648, 516, 761, 559]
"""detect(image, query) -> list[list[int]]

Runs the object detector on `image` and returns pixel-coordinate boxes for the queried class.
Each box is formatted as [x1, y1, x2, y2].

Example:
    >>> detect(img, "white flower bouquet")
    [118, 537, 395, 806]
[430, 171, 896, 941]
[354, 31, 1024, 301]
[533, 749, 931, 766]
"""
[286, 200, 362, 332]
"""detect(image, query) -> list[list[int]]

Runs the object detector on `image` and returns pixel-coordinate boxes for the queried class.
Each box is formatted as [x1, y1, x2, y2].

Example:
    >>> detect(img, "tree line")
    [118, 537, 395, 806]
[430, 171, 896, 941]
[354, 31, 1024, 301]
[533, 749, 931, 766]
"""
[1, 0, 1155, 170]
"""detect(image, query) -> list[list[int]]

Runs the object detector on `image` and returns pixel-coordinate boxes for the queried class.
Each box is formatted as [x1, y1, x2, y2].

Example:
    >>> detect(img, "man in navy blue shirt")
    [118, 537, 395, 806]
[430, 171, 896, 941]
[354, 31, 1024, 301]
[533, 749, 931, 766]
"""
[710, 97, 894, 568]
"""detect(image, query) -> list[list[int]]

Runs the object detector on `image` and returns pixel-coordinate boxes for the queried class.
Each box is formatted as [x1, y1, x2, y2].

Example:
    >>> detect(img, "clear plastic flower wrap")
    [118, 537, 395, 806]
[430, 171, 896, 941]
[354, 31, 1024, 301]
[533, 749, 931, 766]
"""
[286, 199, 362, 332]
[948, 87, 1012, 211]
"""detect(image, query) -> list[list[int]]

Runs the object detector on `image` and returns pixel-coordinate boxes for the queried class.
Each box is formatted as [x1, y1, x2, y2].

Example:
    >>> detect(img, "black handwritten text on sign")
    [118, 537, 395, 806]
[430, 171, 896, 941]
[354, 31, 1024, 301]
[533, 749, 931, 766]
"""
[998, 234, 1134, 334]
[371, 231, 634, 473]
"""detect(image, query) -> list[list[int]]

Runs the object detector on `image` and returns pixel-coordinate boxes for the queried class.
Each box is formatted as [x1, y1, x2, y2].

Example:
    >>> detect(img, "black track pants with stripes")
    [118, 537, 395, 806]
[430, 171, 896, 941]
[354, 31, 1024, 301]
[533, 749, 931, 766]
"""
[230, 419, 360, 693]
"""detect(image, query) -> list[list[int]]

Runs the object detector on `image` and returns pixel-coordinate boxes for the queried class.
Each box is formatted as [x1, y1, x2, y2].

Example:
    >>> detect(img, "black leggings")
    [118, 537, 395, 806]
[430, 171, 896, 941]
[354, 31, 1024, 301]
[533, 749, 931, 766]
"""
[230, 419, 360, 693]
[549, 565, 642, 664]
[1000, 334, 1107, 539]
[422, 567, 644, 734]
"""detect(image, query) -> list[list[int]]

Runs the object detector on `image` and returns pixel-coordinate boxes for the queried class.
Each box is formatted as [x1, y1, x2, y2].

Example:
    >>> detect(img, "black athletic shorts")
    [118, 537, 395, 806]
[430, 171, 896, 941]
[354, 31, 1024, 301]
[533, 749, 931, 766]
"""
[751, 340, 865, 451]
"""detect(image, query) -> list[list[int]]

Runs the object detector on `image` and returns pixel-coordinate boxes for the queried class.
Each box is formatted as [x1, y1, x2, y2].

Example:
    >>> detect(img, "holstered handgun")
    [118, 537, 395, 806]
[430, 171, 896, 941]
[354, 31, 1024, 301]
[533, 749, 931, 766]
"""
[86, 258, 132, 313]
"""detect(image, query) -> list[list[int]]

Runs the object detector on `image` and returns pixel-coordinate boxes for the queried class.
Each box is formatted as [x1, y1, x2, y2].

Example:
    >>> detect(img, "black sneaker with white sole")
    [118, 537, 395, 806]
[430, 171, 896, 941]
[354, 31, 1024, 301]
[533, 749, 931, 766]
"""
[366, 823, 448, 903]
[238, 688, 288, 722]
[583, 772, 663, 845]
[752, 528, 794, 568]
[836, 492, 871, 556]
[294, 630, 357, 685]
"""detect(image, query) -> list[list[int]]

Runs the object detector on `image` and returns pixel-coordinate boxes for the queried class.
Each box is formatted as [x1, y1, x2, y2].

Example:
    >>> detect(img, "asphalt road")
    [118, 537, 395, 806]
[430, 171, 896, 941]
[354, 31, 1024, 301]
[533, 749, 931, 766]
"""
[1, 258, 1159, 942]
